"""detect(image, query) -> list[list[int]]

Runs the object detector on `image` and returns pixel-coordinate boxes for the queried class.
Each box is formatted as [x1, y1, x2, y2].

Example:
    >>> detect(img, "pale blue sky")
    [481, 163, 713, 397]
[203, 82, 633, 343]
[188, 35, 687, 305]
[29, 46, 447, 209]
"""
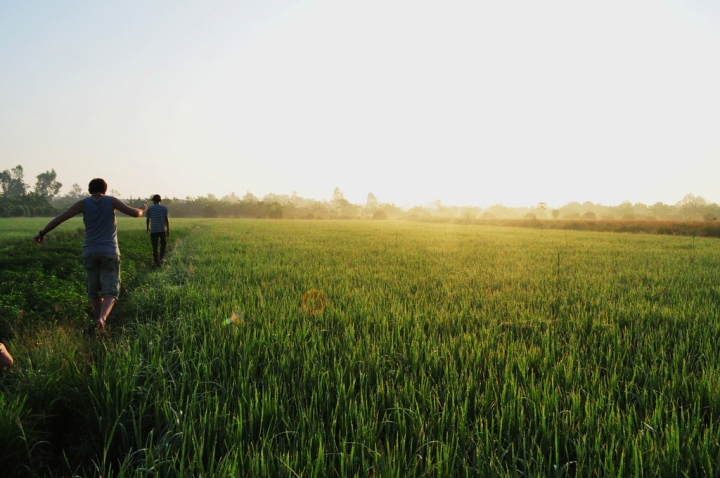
[1, 0, 719, 208]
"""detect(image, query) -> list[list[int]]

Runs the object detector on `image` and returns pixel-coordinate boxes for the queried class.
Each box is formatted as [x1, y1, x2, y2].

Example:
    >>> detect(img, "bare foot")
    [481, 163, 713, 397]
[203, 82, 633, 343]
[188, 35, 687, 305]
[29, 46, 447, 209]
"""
[96, 318, 106, 329]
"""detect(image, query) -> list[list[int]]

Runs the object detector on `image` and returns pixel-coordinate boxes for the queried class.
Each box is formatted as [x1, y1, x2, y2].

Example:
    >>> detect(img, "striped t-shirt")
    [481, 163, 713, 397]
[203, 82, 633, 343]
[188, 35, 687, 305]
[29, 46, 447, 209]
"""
[146, 204, 169, 233]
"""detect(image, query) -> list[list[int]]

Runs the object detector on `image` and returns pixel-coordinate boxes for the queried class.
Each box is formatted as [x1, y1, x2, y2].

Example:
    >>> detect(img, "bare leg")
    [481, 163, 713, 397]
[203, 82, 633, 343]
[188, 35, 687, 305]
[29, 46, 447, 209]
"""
[95, 297, 117, 329]
[0, 343, 13, 371]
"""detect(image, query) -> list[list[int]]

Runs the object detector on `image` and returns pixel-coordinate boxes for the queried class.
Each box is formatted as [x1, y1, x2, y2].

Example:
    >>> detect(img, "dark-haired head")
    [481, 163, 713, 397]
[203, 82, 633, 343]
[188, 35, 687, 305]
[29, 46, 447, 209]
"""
[88, 178, 108, 194]
[152, 194, 161, 203]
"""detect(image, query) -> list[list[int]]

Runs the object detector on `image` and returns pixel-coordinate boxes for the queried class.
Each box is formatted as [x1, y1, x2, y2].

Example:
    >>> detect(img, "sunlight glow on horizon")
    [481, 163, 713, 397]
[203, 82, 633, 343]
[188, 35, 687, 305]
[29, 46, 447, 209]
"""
[1, 0, 719, 209]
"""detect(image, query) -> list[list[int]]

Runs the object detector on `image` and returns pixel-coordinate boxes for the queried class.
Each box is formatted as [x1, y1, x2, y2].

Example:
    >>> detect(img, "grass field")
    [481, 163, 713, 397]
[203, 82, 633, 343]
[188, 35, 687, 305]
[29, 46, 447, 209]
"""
[1, 218, 720, 476]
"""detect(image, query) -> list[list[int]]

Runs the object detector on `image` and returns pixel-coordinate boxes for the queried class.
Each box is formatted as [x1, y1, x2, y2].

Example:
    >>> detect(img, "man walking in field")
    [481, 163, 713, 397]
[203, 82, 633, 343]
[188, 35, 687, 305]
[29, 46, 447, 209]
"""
[33, 178, 147, 329]
[146, 194, 170, 268]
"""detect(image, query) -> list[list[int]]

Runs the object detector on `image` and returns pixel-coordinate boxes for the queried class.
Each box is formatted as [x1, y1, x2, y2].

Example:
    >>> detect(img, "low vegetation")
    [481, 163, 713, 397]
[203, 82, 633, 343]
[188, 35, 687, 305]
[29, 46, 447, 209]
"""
[1, 218, 720, 476]
[447, 218, 720, 238]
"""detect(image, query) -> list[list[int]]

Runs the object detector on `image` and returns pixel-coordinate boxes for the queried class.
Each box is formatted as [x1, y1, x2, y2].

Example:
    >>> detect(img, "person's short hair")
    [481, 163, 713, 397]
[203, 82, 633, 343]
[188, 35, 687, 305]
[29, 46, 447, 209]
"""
[152, 194, 162, 202]
[88, 178, 108, 194]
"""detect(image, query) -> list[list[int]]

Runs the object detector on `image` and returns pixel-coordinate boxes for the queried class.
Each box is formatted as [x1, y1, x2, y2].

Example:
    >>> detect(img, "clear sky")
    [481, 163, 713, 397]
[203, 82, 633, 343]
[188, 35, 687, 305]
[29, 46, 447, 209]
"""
[1, 0, 719, 208]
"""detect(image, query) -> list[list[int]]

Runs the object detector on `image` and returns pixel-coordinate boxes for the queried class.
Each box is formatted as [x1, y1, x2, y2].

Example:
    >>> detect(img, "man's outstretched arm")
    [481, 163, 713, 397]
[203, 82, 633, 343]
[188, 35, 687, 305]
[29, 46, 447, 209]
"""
[34, 200, 84, 243]
[111, 197, 148, 217]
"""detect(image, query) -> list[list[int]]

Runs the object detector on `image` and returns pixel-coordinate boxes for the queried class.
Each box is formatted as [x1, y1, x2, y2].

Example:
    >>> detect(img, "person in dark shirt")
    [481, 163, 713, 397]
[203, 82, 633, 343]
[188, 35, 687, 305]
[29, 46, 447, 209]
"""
[34, 178, 147, 329]
[146, 194, 170, 267]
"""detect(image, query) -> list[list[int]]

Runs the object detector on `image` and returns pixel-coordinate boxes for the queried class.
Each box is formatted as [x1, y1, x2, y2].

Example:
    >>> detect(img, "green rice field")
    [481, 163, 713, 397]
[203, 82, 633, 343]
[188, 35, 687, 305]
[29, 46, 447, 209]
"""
[1, 218, 720, 476]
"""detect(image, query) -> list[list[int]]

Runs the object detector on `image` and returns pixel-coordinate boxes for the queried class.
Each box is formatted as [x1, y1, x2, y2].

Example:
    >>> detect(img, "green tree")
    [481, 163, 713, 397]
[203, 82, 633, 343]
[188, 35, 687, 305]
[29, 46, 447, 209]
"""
[537, 202, 547, 218]
[67, 183, 83, 198]
[332, 187, 355, 216]
[617, 201, 634, 220]
[432, 200, 449, 217]
[242, 191, 259, 202]
[681, 202, 705, 221]
[704, 203, 720, 221]
[202, 204, 218, 218]
[0, 165, 28, 197]
[366, 192, 378, 212]
[332, 187, 347, 206]
[648, 202, 672, 219]
[221, 192, 241, 203]
[489, 204, 513, 218]
[34, 169, 62, 198]
[267, 202, 283, 219]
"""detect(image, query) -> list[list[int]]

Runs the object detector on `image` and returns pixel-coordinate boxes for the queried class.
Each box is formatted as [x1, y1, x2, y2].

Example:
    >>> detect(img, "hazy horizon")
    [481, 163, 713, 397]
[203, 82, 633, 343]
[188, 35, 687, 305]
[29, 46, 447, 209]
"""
[42, 174, 717, 211]
[2, 0, 719, 207]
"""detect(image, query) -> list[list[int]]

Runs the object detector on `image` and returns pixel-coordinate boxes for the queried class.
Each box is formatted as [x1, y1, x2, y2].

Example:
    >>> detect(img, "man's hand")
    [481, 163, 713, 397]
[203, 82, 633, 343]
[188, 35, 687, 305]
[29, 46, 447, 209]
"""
[166, 231, 170, 237]
[141, 204, 148, 212]
[33, 200, 83, 243]
[147, 229, 150, 234]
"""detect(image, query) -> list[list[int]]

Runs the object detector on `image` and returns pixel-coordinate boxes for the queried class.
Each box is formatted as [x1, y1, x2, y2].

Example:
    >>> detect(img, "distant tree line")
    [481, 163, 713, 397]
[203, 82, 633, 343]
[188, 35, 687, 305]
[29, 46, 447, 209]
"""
[535, 195, 720, 222]
[3, 164, 719, 223]
[138, 188, 404, 220]
[0, 165, 62, 217]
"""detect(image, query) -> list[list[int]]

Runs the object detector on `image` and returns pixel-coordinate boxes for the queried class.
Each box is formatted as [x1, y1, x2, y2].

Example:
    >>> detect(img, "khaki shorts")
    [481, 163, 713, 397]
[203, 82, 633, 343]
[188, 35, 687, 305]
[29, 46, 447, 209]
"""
[82, 253, 121, 299]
